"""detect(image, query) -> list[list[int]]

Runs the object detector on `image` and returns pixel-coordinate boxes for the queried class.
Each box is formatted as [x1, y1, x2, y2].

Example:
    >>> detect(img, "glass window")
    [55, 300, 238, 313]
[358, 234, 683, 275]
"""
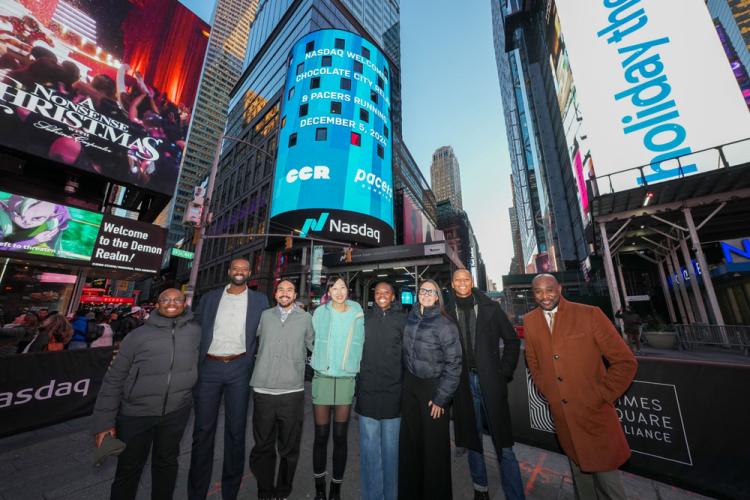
[296, 63, 304, 75]
[335, 38, 345, 49]
[316, 128, 327, 141]
[377, 144, 384, 158]
[353, 61, 363, 73]
[281, 116, 286, 128]
[288, 87, 295, 100]
[288, 133, 297, 147]
[311, 77, 320, 89]
[322, 55, 332, 67]
[377, 76, 384, 88]
[384, 124, 389, 138]
[299, 103, 308, 117]
[351, 132, 361, 146]
[306, 40, 315, 52]
[331, 101, 342, 114]
[340, 77, 351, 90]
[361, 46, 370, 59]
[359, 108, 369, 122]
[370, 90, 378, 103]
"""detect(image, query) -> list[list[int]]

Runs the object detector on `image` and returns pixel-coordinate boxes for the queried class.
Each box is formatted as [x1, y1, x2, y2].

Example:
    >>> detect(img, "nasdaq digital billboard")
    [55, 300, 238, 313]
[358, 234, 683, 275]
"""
[270, 30, 394, 246]
[555, 0, 750, 192]
[0, 0, 210, 196]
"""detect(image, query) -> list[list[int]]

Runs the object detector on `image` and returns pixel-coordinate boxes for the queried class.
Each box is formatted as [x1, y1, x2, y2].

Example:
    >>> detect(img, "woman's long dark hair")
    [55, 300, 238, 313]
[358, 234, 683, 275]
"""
[43, 315, 73, 344]
[323, 274, 348, 305]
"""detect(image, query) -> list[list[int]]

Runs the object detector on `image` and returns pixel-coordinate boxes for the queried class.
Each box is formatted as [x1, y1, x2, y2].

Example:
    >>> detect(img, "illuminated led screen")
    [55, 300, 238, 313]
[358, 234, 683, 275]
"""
[270, 29, 394, 246]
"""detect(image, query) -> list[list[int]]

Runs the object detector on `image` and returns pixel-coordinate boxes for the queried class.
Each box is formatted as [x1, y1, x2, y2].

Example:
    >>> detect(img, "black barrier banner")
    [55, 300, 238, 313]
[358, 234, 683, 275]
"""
[509, 350, 750, 499]
[0, 348, 113, 437]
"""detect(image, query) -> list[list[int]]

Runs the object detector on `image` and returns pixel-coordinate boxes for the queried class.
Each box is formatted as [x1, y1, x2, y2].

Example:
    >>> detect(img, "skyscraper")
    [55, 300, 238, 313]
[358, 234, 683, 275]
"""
[430, 145, 463, 211]
[193, 0, 406, 296]
[166, 0, 258, 248]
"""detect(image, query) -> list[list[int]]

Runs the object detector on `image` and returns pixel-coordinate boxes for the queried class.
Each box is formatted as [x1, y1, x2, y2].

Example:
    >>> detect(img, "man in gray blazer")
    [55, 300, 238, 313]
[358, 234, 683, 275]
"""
[249, 279, 314, 500]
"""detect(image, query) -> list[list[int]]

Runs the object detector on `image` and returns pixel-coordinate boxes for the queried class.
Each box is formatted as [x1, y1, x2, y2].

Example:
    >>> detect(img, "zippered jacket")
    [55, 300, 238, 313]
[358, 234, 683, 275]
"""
[310, 300, 365, 377]
[91, 310, 200, 433]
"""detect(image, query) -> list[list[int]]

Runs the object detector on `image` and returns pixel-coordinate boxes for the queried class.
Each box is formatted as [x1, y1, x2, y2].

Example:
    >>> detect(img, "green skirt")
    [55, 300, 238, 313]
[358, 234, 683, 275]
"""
[311, 373, 356, 405]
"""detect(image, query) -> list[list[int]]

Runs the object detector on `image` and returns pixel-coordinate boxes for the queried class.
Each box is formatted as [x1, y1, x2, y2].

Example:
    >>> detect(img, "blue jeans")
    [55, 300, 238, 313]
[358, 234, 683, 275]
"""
[467, 372, 525, 500]
[359, 415, 400, 500]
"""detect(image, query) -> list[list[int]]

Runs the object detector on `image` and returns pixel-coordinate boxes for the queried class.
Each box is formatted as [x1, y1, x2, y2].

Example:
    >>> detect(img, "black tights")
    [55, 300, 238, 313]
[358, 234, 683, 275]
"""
[313, 405, 350, 481]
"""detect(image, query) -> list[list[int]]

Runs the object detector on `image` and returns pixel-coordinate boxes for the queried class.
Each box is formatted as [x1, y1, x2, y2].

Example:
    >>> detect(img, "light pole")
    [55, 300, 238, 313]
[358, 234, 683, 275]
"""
[185, 132, 276, 306]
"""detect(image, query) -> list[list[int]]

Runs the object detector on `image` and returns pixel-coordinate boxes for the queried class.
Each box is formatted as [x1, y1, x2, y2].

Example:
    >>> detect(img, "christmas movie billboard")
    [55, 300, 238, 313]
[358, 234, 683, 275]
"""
[0, 0, 210, 196]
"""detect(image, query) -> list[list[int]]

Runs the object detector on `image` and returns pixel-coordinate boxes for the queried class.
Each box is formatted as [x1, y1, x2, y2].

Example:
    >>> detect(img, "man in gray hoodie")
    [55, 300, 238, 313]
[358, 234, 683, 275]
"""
[92, 288, 200, 500]
[249, 280, 314, 500]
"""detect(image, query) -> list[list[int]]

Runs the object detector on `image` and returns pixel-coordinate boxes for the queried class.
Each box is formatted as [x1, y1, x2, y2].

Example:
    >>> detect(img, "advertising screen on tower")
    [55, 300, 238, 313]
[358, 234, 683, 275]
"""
[0, 0, 210, 196]
[270, 30, 394, 246]
[555, 0, 750, 193]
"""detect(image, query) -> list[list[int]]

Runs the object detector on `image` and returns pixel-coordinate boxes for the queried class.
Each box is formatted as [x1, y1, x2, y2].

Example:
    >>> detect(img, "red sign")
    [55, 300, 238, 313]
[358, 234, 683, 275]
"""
[79, 296, 134, 305]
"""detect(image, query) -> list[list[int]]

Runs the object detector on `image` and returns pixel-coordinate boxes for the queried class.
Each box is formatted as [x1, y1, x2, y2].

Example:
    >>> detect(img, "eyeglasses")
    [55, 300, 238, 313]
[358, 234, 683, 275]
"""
[418, 288, 437, 297]
[158, 297, 185, 304]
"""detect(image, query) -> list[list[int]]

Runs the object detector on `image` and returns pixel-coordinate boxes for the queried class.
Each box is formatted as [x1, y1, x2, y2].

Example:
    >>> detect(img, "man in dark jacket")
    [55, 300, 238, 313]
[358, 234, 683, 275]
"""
[92, 288, 200, 500]
[188, 258, 269, 500]
[356, 282, 406, 500]
[447, 269, 525, 500]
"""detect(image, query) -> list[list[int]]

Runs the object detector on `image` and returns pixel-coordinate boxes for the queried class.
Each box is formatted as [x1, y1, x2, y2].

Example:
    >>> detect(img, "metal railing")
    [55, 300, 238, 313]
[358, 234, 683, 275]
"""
[587, 137, 750, 197]
[675, 324, 750, 355]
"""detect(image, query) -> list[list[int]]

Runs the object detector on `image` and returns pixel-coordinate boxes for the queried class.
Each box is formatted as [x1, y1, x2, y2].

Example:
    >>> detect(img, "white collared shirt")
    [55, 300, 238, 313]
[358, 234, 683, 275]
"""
[208, 285, 248, 356]
[545, 306, 558, 331]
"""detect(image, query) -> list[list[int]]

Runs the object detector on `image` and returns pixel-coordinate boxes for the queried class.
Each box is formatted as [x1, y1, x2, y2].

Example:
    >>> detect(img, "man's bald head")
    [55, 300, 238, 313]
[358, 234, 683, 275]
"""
[157, 288, 186, 317]
[531, 274, 562, 311]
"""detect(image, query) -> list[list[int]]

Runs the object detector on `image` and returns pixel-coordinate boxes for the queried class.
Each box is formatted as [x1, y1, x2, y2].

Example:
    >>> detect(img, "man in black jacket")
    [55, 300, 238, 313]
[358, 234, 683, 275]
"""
[356, 282, 406, 500]
[92, 288, 200, 500]
[447, 269, 525, 500]
[188, 258, 269, 500]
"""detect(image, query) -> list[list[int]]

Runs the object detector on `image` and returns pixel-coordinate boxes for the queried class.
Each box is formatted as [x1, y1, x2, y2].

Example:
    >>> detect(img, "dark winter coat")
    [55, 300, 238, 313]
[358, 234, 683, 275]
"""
[447, 290, 521, 451]
[403, 305, 462, 408]
[356, 306, 407, 420]
[91, 310, 201, 433]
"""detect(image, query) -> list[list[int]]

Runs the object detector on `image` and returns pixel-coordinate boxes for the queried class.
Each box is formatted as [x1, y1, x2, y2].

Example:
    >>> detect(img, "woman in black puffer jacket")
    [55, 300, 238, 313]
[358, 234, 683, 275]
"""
[399, 279, 462, 500]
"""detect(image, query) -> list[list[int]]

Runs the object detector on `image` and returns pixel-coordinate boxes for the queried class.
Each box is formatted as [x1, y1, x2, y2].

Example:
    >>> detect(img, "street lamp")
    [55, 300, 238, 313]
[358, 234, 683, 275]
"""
[185, 132, 275, 305]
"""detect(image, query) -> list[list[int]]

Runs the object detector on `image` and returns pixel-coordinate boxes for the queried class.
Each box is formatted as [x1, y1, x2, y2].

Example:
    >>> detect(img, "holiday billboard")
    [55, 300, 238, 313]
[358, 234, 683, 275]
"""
[0, 0, 210, 195]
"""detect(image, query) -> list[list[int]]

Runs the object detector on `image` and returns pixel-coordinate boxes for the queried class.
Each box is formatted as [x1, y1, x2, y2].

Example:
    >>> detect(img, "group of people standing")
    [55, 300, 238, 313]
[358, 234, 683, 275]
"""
[92, 258, 638, 500]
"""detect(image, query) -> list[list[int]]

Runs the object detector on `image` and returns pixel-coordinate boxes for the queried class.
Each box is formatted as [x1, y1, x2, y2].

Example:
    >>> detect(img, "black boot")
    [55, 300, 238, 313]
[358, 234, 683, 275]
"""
[473, 490, 490, 500]
[314, 476, 327, 500]
[328, 481, 341, 500]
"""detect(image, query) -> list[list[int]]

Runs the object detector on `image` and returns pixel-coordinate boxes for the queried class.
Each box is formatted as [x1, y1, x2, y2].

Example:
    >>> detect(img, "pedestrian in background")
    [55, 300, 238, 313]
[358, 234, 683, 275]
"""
[92, 288, 200, 500]
[447, 269, 525, 500]
[356, 281, 406, 500]
[616, 307, 643, 354]
[188, 258, 268, 500]
[310, 275, 365, 500]
[249, 280, 314, 500]
[399, 279, 462, 500]
[524, 274, 637, 500]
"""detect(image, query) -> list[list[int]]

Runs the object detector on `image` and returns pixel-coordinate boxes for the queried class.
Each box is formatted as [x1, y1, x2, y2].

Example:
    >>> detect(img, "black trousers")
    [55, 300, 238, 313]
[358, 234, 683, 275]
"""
[249, 391, 305, 497]
[188, 359, 251, 500]
[110, 405, 191, 500]
[398, 371, 453, 500]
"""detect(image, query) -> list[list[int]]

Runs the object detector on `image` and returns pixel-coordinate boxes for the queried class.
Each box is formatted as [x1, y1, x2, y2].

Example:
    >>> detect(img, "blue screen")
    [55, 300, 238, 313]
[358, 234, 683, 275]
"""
[401, 290, 414, 305]
[270, 30, 394, 228]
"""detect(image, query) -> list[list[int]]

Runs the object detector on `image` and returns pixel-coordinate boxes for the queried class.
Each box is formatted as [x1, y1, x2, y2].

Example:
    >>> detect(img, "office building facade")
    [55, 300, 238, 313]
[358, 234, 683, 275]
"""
[430, 145, 463, 211]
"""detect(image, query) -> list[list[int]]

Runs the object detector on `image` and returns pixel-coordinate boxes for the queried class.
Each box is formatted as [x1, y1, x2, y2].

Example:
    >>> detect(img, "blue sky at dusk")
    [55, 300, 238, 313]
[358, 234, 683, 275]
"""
[181, 0, 514, 286]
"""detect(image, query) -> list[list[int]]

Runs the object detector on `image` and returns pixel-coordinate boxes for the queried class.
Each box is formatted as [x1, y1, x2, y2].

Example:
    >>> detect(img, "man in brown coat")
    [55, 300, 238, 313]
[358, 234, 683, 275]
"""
[524, 274, 637, 499]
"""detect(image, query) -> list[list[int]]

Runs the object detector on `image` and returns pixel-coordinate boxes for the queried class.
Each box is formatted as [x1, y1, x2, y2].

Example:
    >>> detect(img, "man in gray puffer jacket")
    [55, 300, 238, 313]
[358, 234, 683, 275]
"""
[92, 288, 200, 500]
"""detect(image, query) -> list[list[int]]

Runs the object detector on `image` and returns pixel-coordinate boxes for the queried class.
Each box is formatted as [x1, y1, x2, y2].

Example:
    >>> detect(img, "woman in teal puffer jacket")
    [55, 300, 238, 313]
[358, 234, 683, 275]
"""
[310, 275, 364, 500]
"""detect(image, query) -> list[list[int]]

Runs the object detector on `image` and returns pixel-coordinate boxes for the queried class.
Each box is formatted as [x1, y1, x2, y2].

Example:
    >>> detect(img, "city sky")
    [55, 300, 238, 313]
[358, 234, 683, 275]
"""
[183, 0, 514, 288]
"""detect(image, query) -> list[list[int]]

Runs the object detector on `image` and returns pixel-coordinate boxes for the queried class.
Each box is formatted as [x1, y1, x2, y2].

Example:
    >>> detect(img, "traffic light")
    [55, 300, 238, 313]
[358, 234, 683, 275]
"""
[285, 235, 293, 251]
[344, 247, 353, 263]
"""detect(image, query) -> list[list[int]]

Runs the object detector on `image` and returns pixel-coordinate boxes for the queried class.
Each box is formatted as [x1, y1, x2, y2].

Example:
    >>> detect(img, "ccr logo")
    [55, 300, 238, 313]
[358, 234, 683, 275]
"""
[286, 165, 330, 183]
[353, 168, 392, 198]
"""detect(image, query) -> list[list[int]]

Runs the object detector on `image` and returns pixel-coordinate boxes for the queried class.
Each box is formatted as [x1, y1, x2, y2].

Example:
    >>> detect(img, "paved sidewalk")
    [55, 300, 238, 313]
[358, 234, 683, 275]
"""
[0, 387, 712, 500]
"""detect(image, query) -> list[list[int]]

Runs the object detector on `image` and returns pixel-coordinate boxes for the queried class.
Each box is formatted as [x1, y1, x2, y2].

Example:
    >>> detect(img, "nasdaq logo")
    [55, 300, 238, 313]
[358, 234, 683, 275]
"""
[299, 212, 329, 238]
